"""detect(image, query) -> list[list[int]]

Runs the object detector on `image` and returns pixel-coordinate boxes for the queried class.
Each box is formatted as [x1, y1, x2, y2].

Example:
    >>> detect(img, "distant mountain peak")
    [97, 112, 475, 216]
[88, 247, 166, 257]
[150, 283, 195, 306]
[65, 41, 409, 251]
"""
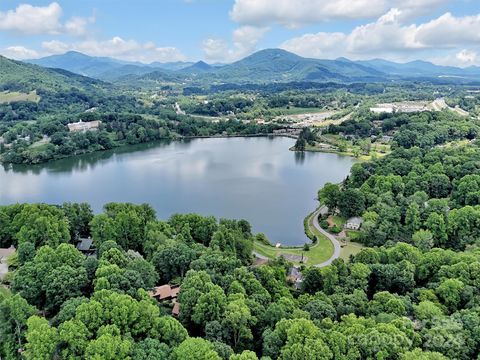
[335, 57, 352, 62]
[242, 48, 302, 60]
[192, 60, 211, 69]
[178, 60, 213, 74]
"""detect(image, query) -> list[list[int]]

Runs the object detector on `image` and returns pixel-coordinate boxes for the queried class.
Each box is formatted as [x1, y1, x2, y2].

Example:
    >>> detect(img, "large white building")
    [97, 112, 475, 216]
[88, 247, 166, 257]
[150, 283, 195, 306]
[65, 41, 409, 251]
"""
[67, 120, 101, 132]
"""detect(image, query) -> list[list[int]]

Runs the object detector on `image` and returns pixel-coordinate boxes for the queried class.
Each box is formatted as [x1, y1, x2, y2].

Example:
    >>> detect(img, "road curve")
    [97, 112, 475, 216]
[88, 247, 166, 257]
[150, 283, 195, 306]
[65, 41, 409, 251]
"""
[310, 206, 341, 268]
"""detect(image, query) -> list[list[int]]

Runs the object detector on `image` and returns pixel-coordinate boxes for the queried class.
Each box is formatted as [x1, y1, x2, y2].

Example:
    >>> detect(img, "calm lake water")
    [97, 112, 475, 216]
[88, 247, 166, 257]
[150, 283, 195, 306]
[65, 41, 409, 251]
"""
[0, 137, 355, 246]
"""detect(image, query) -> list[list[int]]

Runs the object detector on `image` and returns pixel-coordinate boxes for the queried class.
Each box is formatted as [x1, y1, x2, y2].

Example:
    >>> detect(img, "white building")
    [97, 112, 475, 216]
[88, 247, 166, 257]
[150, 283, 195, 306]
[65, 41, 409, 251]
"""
[345, 217, 363, 230]
[67, 120, 101, 132]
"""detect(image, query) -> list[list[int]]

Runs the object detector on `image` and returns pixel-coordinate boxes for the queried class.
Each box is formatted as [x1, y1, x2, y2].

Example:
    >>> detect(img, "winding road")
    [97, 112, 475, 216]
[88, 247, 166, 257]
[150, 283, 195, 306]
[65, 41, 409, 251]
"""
[310, 206, 341, 267]
[252, 205, 342, 268]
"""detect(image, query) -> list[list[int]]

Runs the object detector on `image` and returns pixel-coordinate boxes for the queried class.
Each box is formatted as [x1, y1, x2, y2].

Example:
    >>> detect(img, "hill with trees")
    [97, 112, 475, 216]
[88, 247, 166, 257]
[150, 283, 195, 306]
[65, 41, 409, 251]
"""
[0, 55, 105, 93]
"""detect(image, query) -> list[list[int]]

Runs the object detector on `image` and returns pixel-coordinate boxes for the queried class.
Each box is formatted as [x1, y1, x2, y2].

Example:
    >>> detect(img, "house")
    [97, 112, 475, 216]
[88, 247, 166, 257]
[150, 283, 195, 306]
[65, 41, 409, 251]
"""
[345, 217, 363, 230]
[287, 267, 303, 290]
[0, 246, 15, 280]
[76, 238, 95, 256]
[67, 120, 101, 132]
[150, 284, 180, 301]
[150, 284, 181, 316]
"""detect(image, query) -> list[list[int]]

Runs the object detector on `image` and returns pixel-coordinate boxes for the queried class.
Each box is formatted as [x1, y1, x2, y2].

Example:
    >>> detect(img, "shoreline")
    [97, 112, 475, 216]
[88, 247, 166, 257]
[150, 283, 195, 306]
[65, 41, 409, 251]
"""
[253, 206, 336, 267]
[1, 133, 298, 167]
[289, 145, 378, 162]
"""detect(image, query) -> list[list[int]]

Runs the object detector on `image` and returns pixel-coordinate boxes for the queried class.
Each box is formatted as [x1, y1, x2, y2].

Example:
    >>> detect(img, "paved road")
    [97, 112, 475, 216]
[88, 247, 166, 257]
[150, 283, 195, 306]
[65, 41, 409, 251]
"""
[310, 206, 341, 268]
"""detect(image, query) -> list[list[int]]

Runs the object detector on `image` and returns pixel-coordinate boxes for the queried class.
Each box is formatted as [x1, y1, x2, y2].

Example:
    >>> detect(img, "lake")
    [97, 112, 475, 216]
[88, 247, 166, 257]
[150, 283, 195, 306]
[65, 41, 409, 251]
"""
[0, 136, 355, 246]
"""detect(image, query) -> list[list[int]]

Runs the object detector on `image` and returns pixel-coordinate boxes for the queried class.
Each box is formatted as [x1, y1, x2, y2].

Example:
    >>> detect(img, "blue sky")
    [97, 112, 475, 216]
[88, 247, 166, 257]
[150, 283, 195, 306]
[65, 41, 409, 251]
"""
[1, 0, 480, 66]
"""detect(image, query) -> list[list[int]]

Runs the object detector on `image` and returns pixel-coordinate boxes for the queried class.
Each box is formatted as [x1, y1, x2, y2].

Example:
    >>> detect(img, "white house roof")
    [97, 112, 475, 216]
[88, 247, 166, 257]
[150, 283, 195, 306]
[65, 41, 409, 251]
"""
[347, 217, 363, 226]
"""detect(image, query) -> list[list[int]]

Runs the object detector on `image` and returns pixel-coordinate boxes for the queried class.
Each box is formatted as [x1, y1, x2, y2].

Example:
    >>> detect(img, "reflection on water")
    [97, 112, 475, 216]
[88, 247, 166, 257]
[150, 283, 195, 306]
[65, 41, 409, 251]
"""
[0, 137, 355, 246]
[294, 151, 305, 164]
[4, 139, 175, 176]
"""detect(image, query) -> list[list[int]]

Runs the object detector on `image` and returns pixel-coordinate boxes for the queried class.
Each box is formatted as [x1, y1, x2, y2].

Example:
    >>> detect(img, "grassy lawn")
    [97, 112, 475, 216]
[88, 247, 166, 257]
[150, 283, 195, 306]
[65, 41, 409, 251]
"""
[339, 240, 365, 260]
[253, 212, 334, 266]
[346, 230, 361, 240]
[340, 231, 365, 260]
[302, 133, 392, 161]
[0, 90, 40, 104]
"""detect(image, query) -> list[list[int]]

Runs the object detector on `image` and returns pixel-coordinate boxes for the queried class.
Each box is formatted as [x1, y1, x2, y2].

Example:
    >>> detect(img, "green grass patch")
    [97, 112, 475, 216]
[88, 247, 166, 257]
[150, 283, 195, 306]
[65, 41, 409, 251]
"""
[0, 90, 40, 104]
[27, 143, 52, 153]
[346, 230, 361, 240]
[339, 239, 365, 260]
[253, 212, 334, 266]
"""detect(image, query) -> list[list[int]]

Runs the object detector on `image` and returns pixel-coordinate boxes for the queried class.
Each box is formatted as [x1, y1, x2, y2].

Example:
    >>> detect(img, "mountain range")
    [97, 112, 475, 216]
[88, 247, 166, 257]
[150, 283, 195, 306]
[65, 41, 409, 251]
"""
[9, 48, 480, 87]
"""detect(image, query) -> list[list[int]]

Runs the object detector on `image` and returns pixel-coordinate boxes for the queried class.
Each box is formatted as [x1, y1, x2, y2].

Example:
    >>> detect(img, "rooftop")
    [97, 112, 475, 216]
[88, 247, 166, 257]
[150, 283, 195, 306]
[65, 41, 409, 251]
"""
[0, 246, 15, 260]
[346, 217, 363, 226]
[76, 238, 94, 252]
[150, 284, 180, 301]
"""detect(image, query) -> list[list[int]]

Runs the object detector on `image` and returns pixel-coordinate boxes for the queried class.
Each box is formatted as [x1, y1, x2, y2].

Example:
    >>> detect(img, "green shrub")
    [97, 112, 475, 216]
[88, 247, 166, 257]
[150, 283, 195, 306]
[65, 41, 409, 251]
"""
[320, 220, 329, 229]
[330, 225, 342, 234]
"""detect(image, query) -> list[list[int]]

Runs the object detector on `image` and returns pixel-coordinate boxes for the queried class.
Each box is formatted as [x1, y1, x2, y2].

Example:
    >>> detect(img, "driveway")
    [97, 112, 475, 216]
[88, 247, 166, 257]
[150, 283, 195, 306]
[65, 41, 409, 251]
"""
[310, 206, 341, 268]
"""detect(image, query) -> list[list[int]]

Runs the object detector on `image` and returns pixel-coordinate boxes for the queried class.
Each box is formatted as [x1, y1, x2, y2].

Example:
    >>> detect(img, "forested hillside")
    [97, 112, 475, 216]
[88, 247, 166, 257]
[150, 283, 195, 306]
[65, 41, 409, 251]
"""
[0, 55, 105, 93]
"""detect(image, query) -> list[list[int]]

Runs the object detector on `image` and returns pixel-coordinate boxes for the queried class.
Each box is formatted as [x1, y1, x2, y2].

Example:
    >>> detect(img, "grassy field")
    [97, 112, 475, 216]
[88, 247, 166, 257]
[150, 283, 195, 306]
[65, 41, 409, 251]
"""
[303, 140, 391, 162]
[0, 90, 40, 104]
[339, 230, 365, 260]
[339, 239, 365, 260]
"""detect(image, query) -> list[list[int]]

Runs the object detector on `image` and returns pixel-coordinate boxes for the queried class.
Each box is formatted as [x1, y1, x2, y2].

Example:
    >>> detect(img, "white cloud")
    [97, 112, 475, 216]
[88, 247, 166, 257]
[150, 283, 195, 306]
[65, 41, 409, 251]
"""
[0, 46, 39, 60]
[230, 0, 449, 27]
[0, 2, 93, 36]
[280, 10, 480, 66]
[64, 15, 95, 37]
[433, 49, 480, 67]
[202, 39, 230, 62]
[0, 2, 62, 34]
[41, 37, 187, 63]
[202, 26, 268, 62]
[415, 13, 480, 48]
